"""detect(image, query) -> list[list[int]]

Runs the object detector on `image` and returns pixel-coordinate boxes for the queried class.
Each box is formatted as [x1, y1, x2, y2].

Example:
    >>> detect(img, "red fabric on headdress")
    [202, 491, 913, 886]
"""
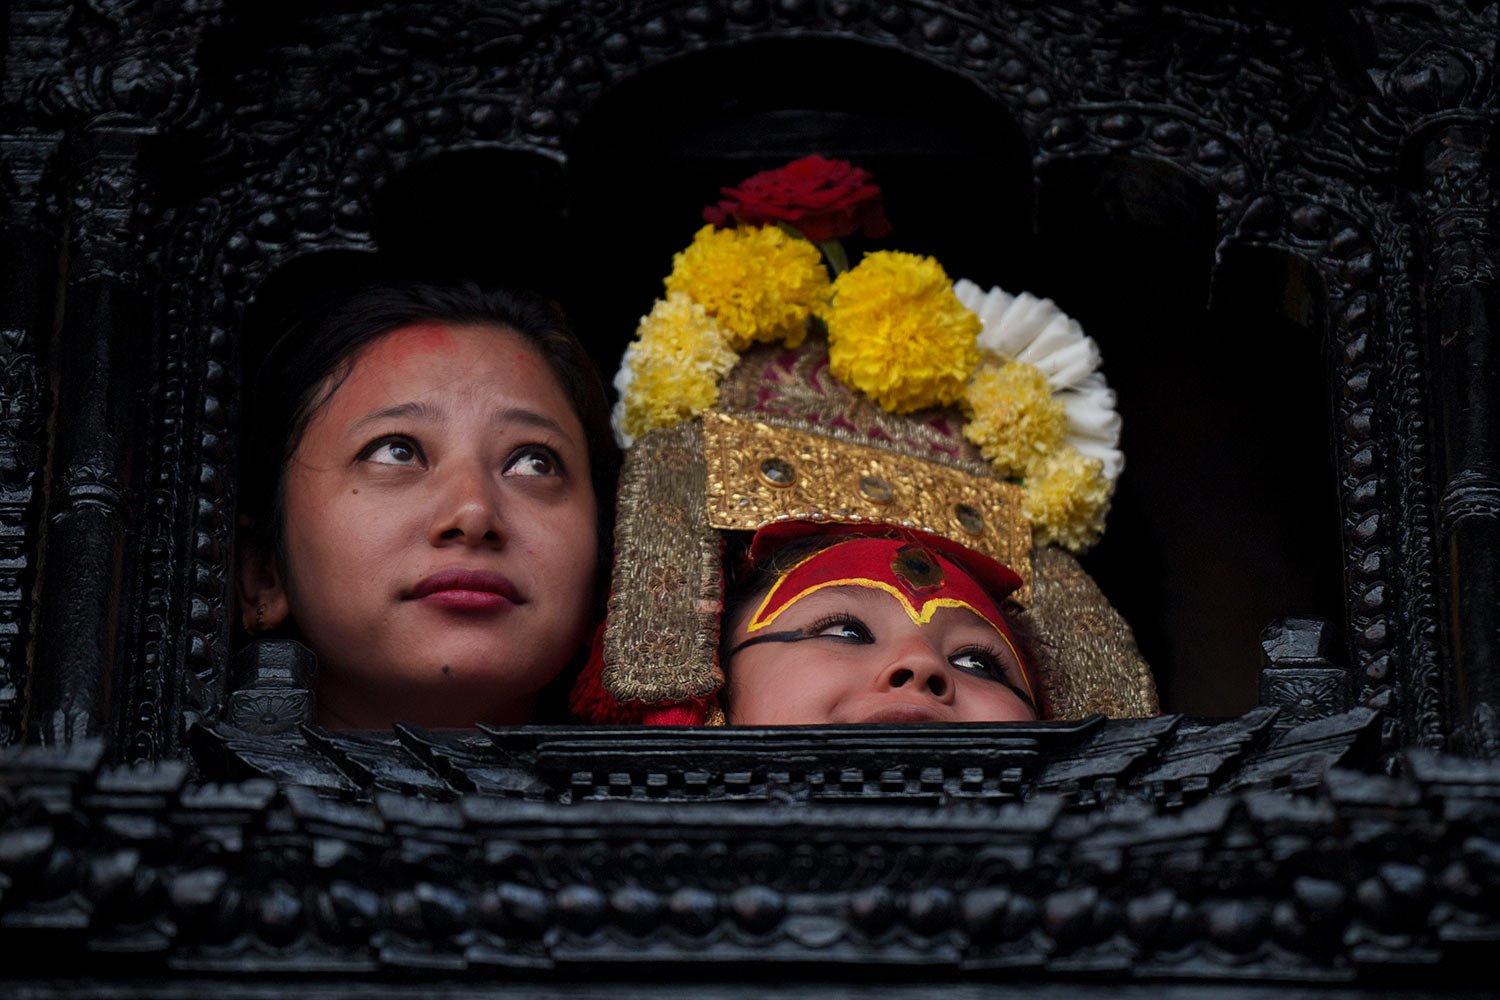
[747, 521, 1024, 602]
[568, 621, 639, 724]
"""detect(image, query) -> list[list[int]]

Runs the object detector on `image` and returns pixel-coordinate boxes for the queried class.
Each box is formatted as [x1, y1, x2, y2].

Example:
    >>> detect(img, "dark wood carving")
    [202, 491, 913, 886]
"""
[1258, 617, 1352, 735]
[223, 641, 318, 736]
[180, 704, 1382, 808]
[0, 0, 1497, 991]
[2, 716, 1498, 984]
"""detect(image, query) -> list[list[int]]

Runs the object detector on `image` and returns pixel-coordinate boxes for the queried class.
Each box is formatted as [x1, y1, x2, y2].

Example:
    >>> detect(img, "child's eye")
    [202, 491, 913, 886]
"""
[503, 445, 561, 477]
[951, 645, 1035, 706]
[949, 647, 1005, 678]
[360, 435, 426, 467]
[808, 615, 873, 643]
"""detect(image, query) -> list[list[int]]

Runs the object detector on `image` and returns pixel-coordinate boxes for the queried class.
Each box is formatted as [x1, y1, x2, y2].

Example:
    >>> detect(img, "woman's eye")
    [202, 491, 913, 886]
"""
[811, 616, 872, 643]
[503, 446, 561, 477]
[361, 436, 425, 466]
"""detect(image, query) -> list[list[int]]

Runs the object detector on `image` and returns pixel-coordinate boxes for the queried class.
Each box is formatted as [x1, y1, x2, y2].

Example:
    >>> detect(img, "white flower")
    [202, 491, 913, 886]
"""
[610, 340, 639, 448]
[954, 279, 1123, 482]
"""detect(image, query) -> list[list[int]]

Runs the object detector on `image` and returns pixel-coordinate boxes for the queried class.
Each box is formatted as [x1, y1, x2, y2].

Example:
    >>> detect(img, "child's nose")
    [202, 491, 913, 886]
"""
[876, 643, 955, 703]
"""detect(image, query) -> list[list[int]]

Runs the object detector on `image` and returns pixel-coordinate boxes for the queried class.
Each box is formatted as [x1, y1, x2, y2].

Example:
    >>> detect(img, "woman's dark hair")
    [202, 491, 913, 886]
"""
[239, 281, 619, 589]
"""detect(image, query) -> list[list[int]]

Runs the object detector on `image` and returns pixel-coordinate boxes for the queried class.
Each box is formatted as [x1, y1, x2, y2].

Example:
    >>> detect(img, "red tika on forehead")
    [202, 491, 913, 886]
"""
[745, 537, 1035, 700]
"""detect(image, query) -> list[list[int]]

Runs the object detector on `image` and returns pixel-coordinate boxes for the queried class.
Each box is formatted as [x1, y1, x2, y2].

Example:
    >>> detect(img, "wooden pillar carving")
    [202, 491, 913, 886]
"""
[1417, 121, 1500, 755]
[27, 128, 147, 745]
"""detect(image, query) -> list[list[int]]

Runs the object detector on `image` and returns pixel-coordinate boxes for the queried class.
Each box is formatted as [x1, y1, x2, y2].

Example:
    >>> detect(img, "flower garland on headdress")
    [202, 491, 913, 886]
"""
[613, 155, 1122, 552]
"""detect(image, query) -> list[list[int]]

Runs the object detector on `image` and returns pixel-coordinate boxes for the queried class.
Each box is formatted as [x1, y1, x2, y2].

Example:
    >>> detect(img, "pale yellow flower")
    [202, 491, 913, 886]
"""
[1022, 446, 1111, 552]
[961, 360, 1067, 477]
[955, 279, 1123, 482]
[616, 292, 739, 445]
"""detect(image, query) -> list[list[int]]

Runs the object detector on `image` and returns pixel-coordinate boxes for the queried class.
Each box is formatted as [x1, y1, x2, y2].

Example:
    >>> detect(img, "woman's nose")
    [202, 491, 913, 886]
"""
[875, 641, 955, 703]
[431, 461, 504, 547]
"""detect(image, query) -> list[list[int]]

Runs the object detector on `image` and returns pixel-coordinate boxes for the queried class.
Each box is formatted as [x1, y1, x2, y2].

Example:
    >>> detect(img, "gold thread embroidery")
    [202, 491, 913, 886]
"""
[1026, 545, 1158, 720]
[602, 422, 725, 704]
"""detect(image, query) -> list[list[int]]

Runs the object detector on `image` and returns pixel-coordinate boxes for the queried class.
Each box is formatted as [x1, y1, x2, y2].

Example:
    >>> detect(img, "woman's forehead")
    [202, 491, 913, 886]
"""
[287, 321, 586, 460]
[347, 321, 534, 373]
[331, 323, 564, 415]
[368, 319, 466, 358]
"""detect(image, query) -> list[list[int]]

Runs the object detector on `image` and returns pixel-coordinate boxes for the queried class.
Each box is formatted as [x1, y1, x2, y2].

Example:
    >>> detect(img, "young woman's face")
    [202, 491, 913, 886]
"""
[258, 321, 598, 728]
[724, 585, 1036, 725]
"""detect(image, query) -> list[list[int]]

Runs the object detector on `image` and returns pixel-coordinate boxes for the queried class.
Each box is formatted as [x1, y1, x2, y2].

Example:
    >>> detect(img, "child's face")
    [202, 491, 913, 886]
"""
[723, 584, 1036, 725]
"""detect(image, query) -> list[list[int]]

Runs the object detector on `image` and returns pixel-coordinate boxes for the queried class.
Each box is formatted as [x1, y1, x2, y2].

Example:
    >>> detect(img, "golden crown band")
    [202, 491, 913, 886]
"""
[702, 411, 1034, 605]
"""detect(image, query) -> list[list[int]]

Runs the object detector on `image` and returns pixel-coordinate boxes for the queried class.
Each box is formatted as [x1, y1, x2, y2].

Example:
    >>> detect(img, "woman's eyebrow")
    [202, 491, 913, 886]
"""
[351, 400, 439, 430]
[491, 406, 567, 436]
[348, 403, 568, 437]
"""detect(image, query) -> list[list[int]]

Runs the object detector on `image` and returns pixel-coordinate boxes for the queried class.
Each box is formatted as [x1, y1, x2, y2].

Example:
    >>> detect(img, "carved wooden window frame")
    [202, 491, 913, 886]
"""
[2, 2, 1496, 985]
[83, 3, 1464, 761]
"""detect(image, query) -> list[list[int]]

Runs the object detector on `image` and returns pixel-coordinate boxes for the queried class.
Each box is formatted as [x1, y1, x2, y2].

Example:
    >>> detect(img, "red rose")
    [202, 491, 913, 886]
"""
[703, 155, 892, 243]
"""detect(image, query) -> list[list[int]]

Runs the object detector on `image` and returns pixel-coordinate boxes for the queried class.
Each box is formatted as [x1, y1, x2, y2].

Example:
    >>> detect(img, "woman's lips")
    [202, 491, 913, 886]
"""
[409, 569, 522, 611]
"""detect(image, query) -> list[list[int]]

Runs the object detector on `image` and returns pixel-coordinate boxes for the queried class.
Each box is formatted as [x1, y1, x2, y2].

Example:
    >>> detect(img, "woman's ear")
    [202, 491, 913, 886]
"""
[236, 520, 291, 634]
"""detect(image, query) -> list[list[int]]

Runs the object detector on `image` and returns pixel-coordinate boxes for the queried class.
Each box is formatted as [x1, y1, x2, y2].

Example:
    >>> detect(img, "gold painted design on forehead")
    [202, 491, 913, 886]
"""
[703, 411, 1032, 604]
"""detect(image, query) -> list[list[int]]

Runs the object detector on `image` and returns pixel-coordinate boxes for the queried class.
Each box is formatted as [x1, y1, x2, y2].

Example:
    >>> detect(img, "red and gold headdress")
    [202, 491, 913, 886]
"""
[572, 156, 1156, 725]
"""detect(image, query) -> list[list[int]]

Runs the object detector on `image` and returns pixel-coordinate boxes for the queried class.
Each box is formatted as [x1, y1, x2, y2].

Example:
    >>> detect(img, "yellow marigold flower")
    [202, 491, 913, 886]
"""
[1023, 445, 1112, 552]
[620, 292, 739, 442]
[664, 224, 828, 351]
[823, 251, 980, 413]
[961, 360, 1068, 477]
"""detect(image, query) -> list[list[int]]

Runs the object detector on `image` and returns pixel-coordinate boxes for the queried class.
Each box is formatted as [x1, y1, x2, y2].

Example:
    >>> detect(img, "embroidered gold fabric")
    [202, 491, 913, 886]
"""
[702, 412, 1032, 602]
[1025, 545, 1159, 719]
[602, 422, 725, 704]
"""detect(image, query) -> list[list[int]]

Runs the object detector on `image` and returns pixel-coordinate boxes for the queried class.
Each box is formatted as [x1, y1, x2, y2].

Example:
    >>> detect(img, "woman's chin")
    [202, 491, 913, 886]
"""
[316, 657, 555, 729]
